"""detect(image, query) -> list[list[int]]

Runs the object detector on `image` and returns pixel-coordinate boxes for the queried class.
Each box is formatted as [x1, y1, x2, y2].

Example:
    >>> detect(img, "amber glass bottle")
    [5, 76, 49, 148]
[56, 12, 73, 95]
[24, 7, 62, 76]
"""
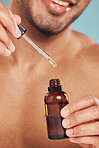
[44, 79, 69, 140]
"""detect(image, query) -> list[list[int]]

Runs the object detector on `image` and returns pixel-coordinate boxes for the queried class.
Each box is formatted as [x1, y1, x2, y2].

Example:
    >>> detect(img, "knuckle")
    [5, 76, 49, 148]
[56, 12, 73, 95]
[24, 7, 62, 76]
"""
[73, 127, 78, 135]
[9, 16, 15, 25]
[1, 6, 11, 15]
[6, 38, 11, 46]
[0, 3, 10, 15]
[93, 136, 99, 145]
[95, 122, 99, 132]
[4, 8, 15, 24]
[0, 25, 11, 47]
[72, 113, 80, 124]
[75, 127, 82, 135]
[7, 19, 17, 33]
[0, 43, 6, 53]
[1, 43, 6, 51]
[0, 6, 15, 27]
[0, 42, 5, 48]
[5, 7, 11, 14]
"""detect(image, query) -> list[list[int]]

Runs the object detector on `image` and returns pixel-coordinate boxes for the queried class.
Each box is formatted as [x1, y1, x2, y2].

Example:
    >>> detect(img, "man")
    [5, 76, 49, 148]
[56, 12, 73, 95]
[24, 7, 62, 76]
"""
[0, 0, 99, 148]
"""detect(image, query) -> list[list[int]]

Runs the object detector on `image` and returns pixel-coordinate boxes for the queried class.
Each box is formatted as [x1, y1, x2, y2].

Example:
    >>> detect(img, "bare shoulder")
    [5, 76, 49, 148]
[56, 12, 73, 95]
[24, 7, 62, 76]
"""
[73, 30, 99, 62]
[83, 41, 99, 63]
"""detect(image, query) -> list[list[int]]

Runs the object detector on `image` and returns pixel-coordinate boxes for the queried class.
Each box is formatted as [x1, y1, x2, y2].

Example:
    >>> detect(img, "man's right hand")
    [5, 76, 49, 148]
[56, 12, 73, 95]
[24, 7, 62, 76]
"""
[0, 1, 21, 56]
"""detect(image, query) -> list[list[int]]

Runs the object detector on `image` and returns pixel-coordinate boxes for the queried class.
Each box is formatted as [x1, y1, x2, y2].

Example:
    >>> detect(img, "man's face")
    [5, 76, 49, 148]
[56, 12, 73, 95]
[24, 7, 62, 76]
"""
[17, 0, 91, 35]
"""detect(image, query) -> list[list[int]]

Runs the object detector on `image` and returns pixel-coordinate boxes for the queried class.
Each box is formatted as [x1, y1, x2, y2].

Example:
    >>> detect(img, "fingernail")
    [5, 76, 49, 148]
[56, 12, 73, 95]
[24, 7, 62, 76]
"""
[5, 48, 11, 56]
[15, 24, 21, 37]
[16, 28, 21, 37]
[66, 129, 73, 136]
[69, 137, 76, 142]
[63, 118, 70, 127]
[61, 109, 69, 117]
[10, 41, 15, 52]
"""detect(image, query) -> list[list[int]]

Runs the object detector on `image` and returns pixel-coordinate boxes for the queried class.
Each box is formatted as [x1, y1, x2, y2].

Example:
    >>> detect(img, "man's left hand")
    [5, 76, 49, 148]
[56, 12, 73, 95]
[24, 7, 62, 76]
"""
[61, 95, 99, 148]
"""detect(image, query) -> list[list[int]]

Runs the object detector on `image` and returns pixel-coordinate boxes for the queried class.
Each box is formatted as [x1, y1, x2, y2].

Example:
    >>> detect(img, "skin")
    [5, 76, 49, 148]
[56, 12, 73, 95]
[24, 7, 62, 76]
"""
[0, 0, 99, 148]
[61, 96, 99, 148]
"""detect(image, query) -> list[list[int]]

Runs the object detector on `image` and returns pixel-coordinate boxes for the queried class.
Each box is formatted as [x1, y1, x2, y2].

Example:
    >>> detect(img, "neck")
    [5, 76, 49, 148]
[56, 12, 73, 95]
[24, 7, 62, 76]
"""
[9, 0, 73, 67]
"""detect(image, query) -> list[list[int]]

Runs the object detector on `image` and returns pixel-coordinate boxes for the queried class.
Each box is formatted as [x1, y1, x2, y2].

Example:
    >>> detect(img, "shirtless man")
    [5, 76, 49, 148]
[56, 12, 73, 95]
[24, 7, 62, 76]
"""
[0, 0, 99, 148]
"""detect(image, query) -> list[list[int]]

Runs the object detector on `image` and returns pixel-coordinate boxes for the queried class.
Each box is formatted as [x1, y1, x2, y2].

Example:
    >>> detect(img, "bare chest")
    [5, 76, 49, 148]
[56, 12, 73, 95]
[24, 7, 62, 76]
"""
[0, 63, 98, 148]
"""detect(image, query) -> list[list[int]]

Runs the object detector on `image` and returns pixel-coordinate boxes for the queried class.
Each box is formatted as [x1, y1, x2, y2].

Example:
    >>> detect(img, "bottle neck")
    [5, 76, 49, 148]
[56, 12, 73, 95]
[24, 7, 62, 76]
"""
[48, 85, 62, 93]
[48, 79, 62, 93]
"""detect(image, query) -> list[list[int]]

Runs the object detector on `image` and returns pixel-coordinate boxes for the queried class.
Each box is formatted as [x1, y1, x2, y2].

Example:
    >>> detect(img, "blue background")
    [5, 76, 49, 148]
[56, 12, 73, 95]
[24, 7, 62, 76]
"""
[1, 0, 99, 43]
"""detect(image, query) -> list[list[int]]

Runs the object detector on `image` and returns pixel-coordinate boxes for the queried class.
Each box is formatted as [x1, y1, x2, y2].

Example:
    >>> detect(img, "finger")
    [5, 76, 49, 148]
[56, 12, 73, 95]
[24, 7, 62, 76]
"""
[0, 42, 11, 56]
[66, 121, 99, 137]
[62, 105, 99, 128]
[0, 3, 21, 38]
[69, 136, 99, 147]
[61, 95, 98, 118]
[77, 144, 91, 148]
[13, 14, 21, 25]
[0, 23, 15, 52]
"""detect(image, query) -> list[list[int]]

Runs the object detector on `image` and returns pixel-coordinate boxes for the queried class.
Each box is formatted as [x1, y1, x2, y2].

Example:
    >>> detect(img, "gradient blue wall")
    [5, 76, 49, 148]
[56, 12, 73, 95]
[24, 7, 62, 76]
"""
[1, 0, 99, 43]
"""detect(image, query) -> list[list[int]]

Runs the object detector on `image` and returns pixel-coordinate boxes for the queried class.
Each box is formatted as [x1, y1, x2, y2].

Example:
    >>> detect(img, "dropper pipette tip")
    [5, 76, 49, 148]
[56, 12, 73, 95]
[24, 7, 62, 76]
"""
[48, 57, 57, 68]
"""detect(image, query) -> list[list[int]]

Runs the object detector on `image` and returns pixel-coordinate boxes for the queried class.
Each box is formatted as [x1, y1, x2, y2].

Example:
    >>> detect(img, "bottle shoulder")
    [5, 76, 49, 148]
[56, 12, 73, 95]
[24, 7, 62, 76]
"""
[45, 91, 67, 96]
[44, 91, 69, 104]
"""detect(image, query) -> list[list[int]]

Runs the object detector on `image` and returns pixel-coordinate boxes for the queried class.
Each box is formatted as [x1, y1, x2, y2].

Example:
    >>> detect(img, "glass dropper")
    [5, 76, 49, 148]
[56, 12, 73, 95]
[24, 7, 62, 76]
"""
[18, 25, 57, 68]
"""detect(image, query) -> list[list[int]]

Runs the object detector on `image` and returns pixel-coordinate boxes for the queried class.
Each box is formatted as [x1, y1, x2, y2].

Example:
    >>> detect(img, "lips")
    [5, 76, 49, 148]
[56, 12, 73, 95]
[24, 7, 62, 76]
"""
[42, 0, 78, 15]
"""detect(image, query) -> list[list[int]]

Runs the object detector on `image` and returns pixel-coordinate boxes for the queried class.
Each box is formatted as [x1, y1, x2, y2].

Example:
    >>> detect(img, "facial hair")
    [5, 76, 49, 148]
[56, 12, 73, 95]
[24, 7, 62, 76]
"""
[17, 0, 91, 36]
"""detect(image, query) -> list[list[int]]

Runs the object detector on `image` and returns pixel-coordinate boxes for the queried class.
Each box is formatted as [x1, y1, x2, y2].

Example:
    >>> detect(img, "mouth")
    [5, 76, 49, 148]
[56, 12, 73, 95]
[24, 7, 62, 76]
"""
[42, 0, 78, 15]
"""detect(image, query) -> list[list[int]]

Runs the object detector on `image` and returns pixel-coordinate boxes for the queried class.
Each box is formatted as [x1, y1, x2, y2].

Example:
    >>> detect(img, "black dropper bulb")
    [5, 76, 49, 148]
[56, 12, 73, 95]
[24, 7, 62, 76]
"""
[17, 24, 27, 39]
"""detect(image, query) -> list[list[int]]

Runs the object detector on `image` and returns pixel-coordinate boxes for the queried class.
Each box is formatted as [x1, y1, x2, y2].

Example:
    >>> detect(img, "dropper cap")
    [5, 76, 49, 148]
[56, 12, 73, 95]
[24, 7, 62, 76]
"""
[48, 79, 62, 92]
[17, 25, 27, 39]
